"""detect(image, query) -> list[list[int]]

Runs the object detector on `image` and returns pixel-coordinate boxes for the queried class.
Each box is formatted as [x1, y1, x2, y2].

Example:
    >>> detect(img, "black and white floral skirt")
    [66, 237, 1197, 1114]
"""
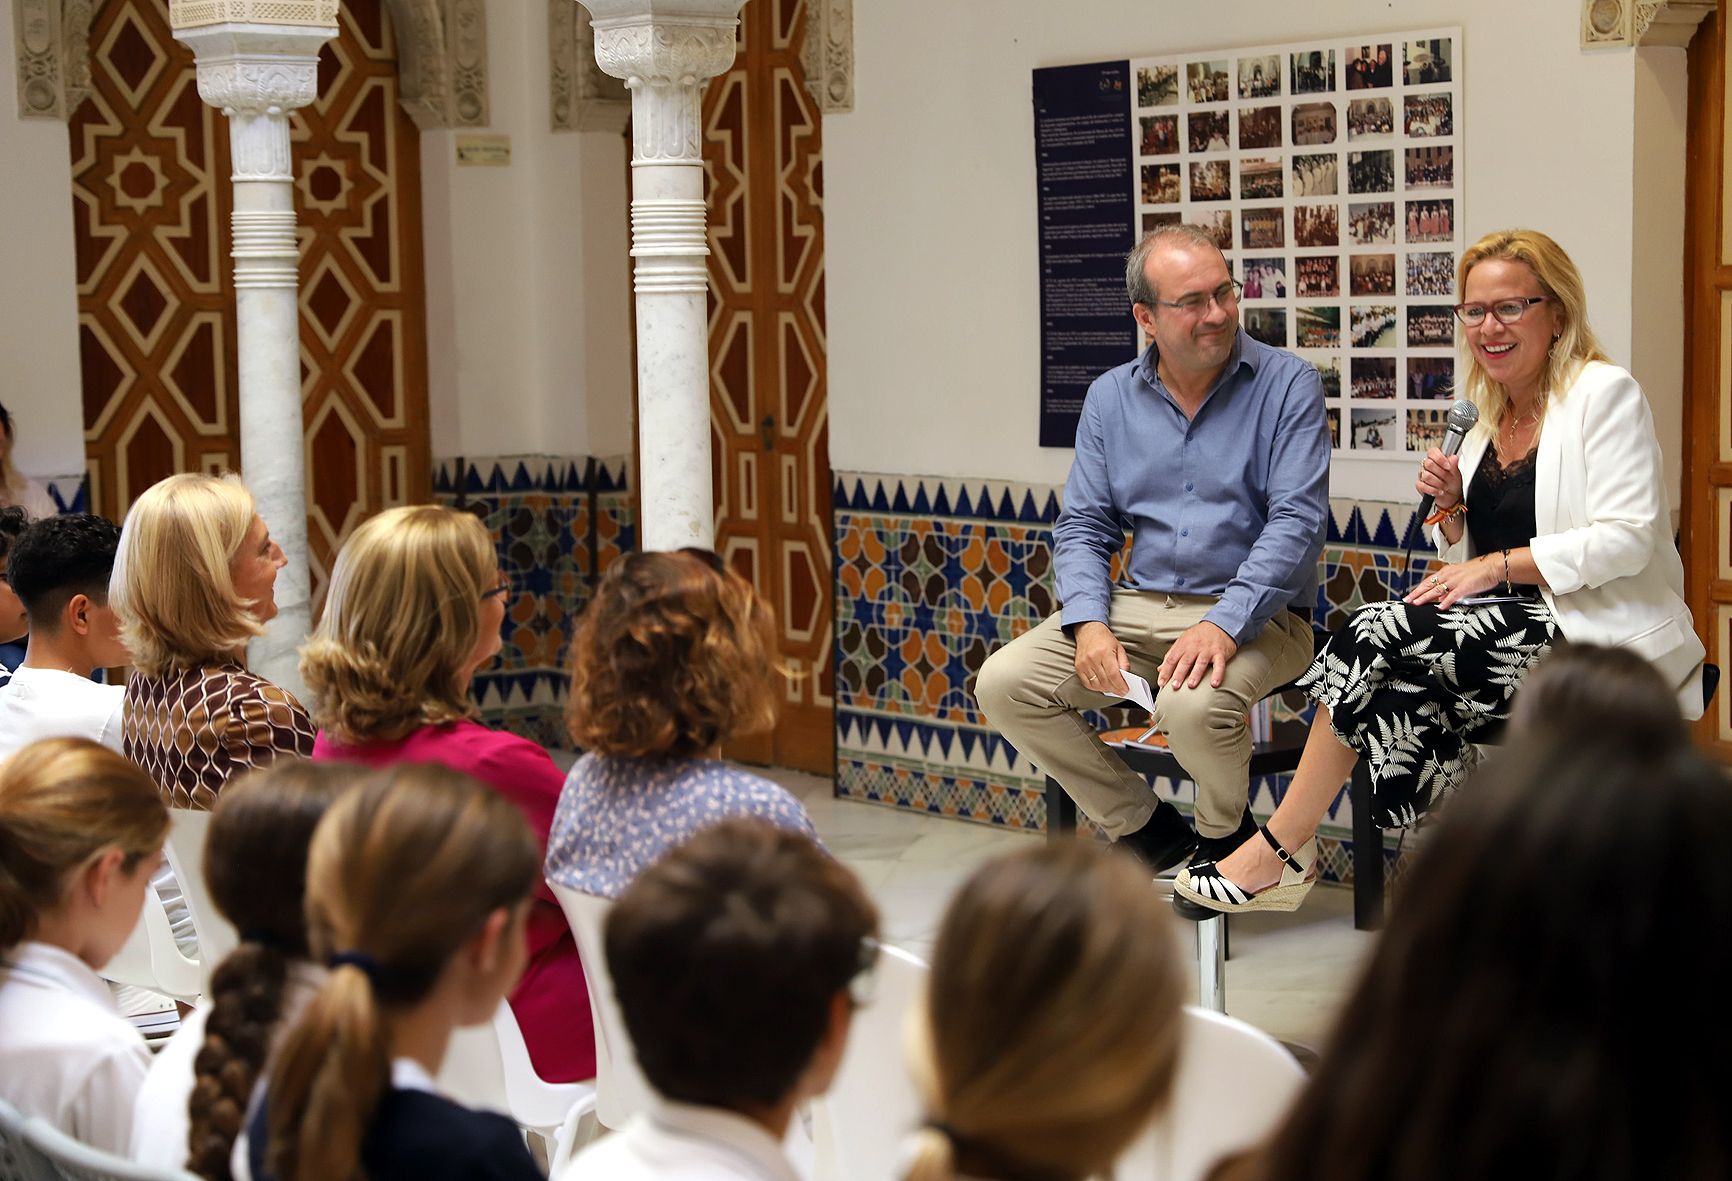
[1296, 597, 1557, 828]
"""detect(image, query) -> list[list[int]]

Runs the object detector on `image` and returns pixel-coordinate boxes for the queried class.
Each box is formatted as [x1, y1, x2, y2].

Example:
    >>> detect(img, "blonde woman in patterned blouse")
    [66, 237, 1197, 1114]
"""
[111, 473, 314, 811]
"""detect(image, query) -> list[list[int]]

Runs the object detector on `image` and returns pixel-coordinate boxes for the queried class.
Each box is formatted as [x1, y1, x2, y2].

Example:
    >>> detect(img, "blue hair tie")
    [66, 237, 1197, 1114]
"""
[328, 950, 381, 982]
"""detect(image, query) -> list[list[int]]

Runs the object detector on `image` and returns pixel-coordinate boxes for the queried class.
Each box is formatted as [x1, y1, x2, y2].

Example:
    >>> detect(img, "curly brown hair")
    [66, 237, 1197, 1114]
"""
[565, 548, 780, 759]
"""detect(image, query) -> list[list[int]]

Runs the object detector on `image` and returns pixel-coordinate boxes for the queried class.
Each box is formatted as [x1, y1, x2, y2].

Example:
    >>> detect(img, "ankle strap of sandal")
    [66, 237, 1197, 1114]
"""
[1258, 825, 1307, 874]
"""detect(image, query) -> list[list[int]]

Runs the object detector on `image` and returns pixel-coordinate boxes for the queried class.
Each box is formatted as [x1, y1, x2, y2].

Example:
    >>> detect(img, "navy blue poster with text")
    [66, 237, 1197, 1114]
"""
[1034, 61, 1137, 449]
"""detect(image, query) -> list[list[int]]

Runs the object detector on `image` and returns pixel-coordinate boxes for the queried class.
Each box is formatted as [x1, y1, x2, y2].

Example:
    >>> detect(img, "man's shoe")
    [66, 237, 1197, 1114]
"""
[1115, 801, 1197, 875]
[1193, 808, 1258, 866]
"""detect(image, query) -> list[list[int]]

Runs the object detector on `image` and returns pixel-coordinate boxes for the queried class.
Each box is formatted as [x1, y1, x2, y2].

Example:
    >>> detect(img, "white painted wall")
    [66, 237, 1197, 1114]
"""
[421, 0, 634, 462]
[1631, 44, 1689, 522]
[825, 0, 1682, 503]
[0, 0, 86, 482]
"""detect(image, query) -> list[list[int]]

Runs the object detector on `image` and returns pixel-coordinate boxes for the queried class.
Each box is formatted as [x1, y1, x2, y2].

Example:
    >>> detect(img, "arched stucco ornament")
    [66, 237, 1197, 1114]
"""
[550, 0, 629, 133]
[1583, 0, 1715, 49]
[799, 0, 850, 113]
[15, 0, 489, 127]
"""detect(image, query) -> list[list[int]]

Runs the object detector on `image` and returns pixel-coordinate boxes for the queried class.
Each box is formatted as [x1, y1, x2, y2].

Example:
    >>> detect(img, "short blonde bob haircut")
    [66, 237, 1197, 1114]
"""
[1455, 229, 1610, 434]
[300, 504, 498, 745]
[566, 548, 780, 759]
[110, 473, 265, 676]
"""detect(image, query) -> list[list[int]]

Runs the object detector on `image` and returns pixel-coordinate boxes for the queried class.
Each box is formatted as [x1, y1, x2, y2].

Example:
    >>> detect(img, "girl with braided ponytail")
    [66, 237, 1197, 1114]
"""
[130, 761, 352, 1177]
[301, 503, 593, 1083]
[0, 737, 167, 1153]
[901, 841, 1187, 1181]
[249, 762, 544, 1181]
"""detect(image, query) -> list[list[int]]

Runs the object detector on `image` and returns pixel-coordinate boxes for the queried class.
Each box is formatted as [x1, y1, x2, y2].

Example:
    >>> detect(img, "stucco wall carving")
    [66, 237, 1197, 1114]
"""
[16, 0, 488, 127]
[1583, 0, 1714, 49]
[169, 0, 338, 28]
[799, 0, 851, 113]
[551, 0, 629, 133]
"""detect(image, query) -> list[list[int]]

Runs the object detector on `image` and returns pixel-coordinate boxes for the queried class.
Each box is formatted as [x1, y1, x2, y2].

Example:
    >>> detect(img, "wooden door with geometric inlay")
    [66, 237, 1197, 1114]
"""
[703, 0, 833, 773]
[1685, 1, 1732, 761]
[71, 0, 428, 607]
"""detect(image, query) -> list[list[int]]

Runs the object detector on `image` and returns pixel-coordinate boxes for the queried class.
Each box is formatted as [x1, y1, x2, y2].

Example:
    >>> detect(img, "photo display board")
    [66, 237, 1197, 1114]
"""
[1035, 28, 1462, 457]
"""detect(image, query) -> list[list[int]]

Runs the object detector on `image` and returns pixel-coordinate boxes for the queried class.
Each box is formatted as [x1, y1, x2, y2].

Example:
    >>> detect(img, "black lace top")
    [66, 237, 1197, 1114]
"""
[1465, 444, 1538, 580]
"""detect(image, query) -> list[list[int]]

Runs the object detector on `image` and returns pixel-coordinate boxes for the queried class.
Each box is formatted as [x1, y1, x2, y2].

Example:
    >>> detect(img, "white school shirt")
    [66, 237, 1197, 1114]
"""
[0, 666, 125, 760]
[559, 1101, 801, 1181]
[0, 940, 151, 1154]
[131, 961, 328, 1171]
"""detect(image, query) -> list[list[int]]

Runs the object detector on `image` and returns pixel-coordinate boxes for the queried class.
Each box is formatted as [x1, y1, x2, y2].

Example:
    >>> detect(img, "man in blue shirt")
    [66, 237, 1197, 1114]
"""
[977, 224, 1329, 871]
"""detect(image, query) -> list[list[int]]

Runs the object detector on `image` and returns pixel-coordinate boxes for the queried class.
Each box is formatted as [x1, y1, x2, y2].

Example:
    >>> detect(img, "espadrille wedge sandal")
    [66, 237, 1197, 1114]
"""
[1173, 825, 1317, 914]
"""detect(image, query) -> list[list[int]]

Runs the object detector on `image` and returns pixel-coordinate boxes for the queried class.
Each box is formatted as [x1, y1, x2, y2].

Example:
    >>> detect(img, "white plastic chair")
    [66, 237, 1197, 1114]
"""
[809, 944, 929, 1181]
[548, 883, 656, 1131]
[164, 809, 238, 978]
[1112, 1007, 1305, 1181]
[0, 1096, 200, 1181]
[437, 998, 597, 1164]
[96, 879, 201, 1005]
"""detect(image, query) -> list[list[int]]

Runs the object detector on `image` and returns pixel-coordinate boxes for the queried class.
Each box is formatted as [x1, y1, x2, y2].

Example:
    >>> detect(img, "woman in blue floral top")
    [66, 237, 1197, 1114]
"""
[546, 548, 816, 898]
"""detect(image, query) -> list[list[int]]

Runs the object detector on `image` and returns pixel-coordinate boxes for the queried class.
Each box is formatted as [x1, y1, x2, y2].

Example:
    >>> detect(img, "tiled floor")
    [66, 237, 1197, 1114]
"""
[776, 768, 1379, 1055]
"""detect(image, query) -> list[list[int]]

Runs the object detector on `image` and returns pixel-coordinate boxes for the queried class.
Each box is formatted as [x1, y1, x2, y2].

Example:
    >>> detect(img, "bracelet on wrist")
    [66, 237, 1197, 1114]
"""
[1501, 547, 1513, 595]
[1423, 501, 1466, 528]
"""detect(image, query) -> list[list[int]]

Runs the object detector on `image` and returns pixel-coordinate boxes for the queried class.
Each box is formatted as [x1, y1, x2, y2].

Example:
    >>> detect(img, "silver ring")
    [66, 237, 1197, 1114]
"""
[1429, 575, 1441, 586]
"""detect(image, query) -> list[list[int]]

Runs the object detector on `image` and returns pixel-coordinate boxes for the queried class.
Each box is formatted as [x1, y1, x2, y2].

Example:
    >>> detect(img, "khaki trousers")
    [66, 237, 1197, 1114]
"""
[975, 591, 1315, 839]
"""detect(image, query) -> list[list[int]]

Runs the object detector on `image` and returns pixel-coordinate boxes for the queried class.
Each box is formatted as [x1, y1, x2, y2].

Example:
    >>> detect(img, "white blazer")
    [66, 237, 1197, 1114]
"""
[1431, 361, 1706, 719]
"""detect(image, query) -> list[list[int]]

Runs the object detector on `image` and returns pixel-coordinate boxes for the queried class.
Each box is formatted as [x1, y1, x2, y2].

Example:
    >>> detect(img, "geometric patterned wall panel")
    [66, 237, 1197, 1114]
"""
[71, 0, 428, 606]
[435, 454, 635, 750]
[703, 0, 834, 773]
[72, 0, 232, 518]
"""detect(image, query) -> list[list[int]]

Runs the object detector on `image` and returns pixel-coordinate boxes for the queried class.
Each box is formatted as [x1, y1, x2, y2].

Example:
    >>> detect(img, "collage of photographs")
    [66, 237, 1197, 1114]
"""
[1132, 30, 1461, 457]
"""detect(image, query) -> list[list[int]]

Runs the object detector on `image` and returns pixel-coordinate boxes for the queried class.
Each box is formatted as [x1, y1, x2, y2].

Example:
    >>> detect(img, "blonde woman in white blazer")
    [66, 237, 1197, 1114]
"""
[1178, 229, 1705, 916]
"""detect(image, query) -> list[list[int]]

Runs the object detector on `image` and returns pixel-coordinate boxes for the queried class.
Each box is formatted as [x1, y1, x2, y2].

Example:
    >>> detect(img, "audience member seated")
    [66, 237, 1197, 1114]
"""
[1209, 736, 1732, 1181]
[0, 514, 128, 760]
[130, 761, 352, 1179]
[0, 505, 29, 677]
[546, 548, 815, 898]
[0, 737, 168, 1153]
[560, 818, 878, 1181]
[113, 473, 314, 809]
[1177, 229, 1704, 916]
[1505, 641, 1692, 753]
[0, 401, 58, 521]
[900, 841, 1184, 1181]
[248, 765, 545, 1181]
[300, 504, 593, 1083]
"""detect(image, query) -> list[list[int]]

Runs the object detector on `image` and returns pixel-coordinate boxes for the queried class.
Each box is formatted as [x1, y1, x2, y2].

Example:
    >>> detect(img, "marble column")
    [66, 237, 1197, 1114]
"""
[170, 3, 336, 697]
[584, 0, 747, 551]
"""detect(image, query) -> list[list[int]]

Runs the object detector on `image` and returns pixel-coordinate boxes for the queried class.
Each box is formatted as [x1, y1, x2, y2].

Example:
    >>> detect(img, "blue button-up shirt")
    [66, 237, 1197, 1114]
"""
[1053, 330, 1330, 645]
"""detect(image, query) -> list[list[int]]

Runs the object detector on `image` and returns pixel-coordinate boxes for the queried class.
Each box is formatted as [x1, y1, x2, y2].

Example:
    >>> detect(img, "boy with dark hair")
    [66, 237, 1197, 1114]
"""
[0, 513, 128, 758]
[564, 819, 878, 1180]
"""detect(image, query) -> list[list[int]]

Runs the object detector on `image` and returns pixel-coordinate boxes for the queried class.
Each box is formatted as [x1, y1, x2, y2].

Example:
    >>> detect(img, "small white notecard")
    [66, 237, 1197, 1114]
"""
[1117, 670, 1158, 714]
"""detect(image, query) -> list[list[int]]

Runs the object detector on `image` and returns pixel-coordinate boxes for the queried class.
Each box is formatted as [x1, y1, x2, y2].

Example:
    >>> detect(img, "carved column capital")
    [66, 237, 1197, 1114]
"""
[169, 0, 338, 28]
[584, 2, 745, 163]
[1582, 0, 1715, 49]
[590, 18, 739, 89]
[173, 24, 330, 114]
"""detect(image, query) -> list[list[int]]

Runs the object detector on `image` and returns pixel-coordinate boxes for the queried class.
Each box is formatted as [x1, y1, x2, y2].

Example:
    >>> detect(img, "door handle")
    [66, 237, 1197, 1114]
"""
[761, 414, 775, 452]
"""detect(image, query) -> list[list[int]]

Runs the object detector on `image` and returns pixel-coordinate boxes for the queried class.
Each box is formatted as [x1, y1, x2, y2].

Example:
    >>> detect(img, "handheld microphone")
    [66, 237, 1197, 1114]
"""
[1415, 398, 1479, 523]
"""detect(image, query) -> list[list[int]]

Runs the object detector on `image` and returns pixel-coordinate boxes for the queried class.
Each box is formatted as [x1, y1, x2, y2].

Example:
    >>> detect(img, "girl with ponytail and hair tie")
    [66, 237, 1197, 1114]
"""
[0, 737, 168, 1153]
[248, 762, 545, 1181]
[130, 761, 353, 1177]
[901, 842, 1187, 1181]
